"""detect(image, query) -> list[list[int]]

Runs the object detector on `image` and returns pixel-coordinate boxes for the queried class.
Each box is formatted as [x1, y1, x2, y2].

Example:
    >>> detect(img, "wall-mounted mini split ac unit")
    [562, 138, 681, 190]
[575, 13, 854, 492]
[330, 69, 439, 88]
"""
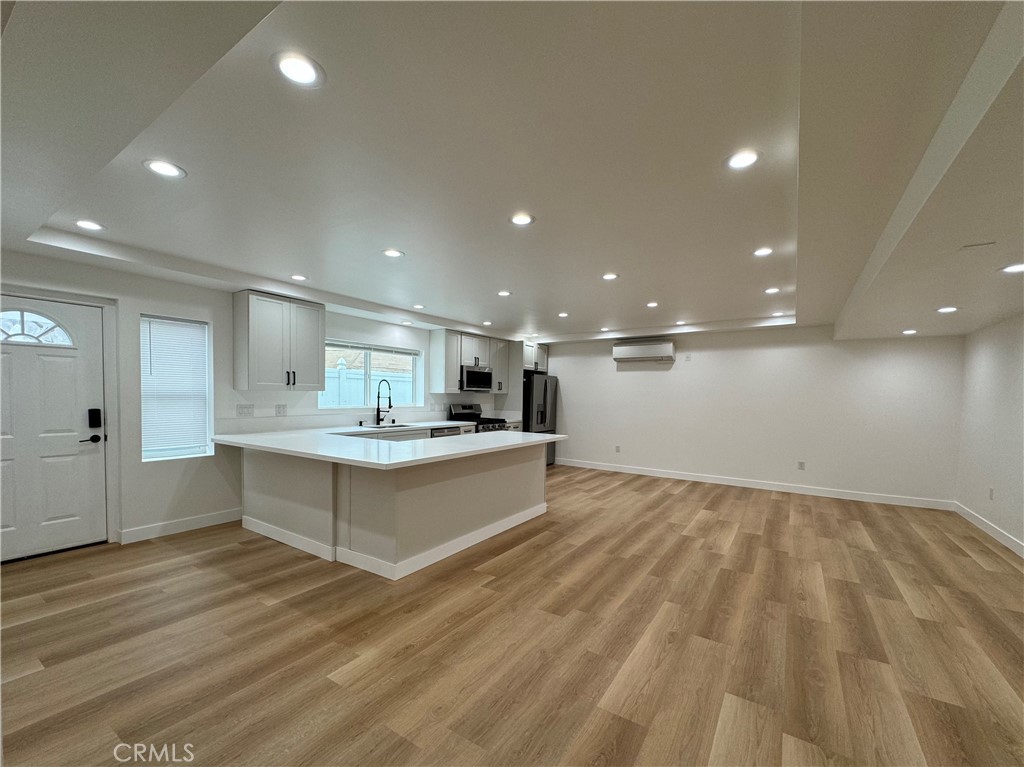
[611, 339, 676, 362]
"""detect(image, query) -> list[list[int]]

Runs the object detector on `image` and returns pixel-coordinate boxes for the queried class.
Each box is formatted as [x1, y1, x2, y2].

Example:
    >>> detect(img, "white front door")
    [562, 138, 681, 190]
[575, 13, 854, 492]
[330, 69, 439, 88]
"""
[1, 296, 108, 560]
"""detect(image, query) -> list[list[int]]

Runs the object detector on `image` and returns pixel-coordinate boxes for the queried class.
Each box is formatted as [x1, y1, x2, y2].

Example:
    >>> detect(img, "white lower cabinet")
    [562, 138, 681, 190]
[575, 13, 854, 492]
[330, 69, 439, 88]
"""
[375, 429, 431, 441]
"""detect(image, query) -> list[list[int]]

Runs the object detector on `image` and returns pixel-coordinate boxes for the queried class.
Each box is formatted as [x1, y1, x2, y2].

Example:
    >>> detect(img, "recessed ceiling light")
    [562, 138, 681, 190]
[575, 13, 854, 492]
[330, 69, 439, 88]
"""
[764, 287, 780, 295]
[510, 212, 534, 226]
[902, 329, 918, 335]
[1001, 263, 1024, 273]
[600, 327, 610, 332]
[602, 273, 619, 281]
[771, 312, 785, 317]
[646, 302, 658, 308]
[382, 249, 404, 258]
[75, 219, 104, 231]
[728, 149, 759, 169]
[937, 306, 958, 314]
[497, 290, 511, 297]
[531, 333, 541, 337]
[290, 274, 307, 281]
[143, 159, 186, 179]
[482, 321, 493, 326]
[274, 52, 325, 87]
[754, 247, 773, 257]
[401, 321, 414, 326]
[675, 321, 686, 325]
[558, 312, 568, 318]
[412, 304, 425, 309]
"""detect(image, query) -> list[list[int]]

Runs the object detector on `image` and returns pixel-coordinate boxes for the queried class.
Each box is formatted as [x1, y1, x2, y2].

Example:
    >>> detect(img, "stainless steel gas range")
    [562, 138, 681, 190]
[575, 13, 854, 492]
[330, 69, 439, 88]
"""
[448, 404, 522, 432]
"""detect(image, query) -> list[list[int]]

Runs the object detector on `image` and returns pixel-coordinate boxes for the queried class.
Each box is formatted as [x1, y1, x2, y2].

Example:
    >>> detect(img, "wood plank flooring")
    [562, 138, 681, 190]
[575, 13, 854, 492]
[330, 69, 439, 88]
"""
[3, 466, 1022, 766]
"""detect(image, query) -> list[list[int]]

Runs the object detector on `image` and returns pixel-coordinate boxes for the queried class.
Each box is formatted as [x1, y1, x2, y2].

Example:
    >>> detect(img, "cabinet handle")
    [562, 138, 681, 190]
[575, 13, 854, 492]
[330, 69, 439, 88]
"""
[285, 370, 290, 385]
[290, 370, 296, 386]
[498, 382, 502, 391]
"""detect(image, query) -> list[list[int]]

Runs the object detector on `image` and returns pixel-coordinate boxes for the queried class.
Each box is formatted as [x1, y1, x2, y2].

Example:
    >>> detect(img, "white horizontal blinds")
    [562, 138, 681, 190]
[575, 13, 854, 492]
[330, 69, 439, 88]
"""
[140, 316, 212, 460]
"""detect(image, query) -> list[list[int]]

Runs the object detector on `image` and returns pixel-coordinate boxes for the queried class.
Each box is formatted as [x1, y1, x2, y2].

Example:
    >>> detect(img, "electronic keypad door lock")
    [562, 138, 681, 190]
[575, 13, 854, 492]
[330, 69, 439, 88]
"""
[88, 408, 102, 428]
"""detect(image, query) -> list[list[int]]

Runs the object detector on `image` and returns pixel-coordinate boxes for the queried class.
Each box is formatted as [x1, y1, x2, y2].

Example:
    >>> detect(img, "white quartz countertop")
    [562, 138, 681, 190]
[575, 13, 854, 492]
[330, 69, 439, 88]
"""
[213, 425, 566, 470]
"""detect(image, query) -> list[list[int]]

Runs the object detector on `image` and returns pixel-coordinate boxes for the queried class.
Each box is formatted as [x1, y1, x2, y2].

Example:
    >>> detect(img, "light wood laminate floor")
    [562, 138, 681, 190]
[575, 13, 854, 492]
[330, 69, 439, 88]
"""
[3, 466, 1022, 766]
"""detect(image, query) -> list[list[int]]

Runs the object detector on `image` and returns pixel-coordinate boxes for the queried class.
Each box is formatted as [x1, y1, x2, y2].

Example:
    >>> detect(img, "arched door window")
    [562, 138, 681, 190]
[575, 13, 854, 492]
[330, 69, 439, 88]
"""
[0, 310, 74, 346]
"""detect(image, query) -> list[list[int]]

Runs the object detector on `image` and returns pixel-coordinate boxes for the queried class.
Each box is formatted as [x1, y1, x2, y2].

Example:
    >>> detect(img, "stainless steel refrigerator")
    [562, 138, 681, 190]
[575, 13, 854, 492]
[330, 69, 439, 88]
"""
[523, 371, 558, 465]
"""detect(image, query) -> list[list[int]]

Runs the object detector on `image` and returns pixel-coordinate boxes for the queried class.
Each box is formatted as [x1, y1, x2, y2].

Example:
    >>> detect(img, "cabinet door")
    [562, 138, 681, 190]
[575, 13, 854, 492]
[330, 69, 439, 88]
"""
[461, 334, 487, 366]
[289, 299, 326, 390]
[248, 293, 292, 390]
[489, 338, 509, 393]
[445, 331, 462, 393]
[376, 429, 431, 442]
[535, 344, 549, 372]
[475, 336, 490, 367]
[523, 342, 536, 370]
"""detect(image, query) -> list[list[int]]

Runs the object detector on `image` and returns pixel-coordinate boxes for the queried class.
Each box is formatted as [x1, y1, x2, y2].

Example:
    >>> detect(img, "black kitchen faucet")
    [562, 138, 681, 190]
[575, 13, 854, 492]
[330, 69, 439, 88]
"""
[375, 379, 392, 425]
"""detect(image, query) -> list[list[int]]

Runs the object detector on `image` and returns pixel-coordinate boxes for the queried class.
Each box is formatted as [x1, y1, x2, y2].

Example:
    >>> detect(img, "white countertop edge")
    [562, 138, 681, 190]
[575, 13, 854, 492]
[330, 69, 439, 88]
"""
[213, 431, 566, 470]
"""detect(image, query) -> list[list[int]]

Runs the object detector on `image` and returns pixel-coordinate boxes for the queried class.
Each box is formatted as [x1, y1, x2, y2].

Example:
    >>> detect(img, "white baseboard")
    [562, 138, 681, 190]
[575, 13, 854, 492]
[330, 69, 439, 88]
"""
[120, 507, 242, 544]
[555, 459, 954, 511]
[335, 503, 548, 580]
[951, 503, 1024, 557]
[242, 516, 334, 561]
[333, 547, 398, 579]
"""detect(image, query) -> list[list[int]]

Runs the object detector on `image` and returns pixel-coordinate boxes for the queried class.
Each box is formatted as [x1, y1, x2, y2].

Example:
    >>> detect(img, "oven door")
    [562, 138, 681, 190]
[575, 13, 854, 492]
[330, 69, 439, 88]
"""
[460, 365, 493, 392]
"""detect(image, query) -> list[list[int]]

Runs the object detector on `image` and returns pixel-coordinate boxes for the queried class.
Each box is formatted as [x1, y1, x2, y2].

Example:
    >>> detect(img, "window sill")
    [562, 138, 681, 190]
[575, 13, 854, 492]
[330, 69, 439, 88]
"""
[142, 448, 215, 463]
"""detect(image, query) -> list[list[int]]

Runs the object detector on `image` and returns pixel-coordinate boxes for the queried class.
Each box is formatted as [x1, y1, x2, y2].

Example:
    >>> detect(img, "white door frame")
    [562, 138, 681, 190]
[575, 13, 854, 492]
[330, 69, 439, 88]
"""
[2, 285, 122, 544]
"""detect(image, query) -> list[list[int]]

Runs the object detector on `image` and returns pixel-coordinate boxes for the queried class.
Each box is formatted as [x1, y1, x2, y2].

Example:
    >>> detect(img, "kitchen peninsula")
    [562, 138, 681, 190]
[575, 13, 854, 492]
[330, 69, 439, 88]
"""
[214, 426, 566, 579]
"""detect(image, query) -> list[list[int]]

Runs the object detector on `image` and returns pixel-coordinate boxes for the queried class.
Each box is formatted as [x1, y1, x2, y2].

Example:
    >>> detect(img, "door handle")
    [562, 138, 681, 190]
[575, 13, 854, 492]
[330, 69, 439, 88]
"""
[79, 434, 101, 444]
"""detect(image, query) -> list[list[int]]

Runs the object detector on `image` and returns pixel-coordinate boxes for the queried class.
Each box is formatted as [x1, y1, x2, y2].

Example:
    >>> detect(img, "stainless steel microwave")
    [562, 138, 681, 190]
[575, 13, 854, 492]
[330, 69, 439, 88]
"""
[460, 365, 493, 392]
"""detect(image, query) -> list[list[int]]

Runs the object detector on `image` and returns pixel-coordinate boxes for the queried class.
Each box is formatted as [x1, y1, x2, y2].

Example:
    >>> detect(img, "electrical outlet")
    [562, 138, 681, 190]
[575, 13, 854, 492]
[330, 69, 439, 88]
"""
[236, 404, 254, 418]
[685, 353, 692, 362]
[797, 460, 806, 470]
[615, 445, 621, 453]
[989, 487, 995, 501]
[275, 404, 288, 417]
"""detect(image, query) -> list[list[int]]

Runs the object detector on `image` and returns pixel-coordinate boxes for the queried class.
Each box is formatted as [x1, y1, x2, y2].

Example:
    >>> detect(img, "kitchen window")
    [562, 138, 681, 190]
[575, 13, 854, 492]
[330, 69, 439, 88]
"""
[318, 342, 420, 409]
[140, 316, 213, 461]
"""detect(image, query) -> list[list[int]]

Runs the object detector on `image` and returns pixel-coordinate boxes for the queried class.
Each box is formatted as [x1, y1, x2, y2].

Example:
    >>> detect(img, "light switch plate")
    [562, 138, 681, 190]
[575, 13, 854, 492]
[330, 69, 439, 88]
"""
[236, 404, 254, 417]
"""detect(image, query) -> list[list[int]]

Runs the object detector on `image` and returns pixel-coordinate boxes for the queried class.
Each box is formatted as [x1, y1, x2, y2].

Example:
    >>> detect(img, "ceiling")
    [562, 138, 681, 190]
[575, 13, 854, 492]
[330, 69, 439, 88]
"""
[3, 2, 1021, 343]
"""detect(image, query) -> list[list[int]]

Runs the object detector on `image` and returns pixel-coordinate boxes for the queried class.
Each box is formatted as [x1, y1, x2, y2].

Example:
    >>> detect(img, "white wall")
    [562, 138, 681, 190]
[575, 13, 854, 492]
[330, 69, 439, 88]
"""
[550, 325, 965, 505]
[955, 314, 1023, 551]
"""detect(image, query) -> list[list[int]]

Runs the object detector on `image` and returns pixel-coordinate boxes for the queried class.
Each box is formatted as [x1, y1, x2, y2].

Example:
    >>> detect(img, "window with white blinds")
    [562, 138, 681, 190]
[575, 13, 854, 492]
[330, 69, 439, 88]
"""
[140, 316, 213, 461]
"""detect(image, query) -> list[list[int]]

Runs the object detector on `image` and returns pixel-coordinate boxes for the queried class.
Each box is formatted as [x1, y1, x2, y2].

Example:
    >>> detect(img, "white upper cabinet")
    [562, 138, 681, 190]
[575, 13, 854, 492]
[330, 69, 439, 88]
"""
[460, 334, 489, 367]
[489, 337, 509, 394]
[288, 299, 327, 390]
[234, 290, 326, 391]
[428, 329, 462, 394]
[522, 342, 549, 371]
[535, 343, 549, 372]
[430, 330, 511, 394]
